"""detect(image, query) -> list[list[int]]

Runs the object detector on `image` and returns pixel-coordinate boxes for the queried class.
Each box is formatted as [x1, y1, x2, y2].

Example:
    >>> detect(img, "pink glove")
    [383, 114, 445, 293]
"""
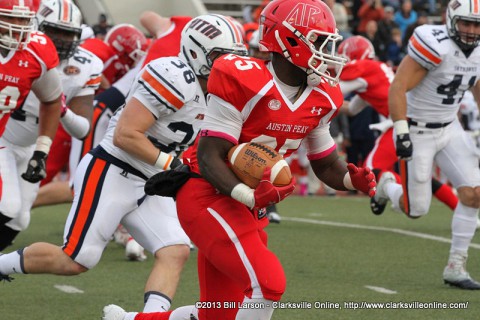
[253, 168, 296, 209]
[347, 163, 376, 197]
[60, 93, 68, 117]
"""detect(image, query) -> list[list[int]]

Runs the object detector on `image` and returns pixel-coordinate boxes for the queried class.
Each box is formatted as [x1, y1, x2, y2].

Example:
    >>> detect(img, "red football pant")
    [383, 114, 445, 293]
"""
[176, 178, 286, 320]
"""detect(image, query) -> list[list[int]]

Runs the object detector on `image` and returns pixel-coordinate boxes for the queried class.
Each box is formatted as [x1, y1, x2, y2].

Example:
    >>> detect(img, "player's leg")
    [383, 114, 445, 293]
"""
[4, 144, 39, 247]
[0, 140, 23, 250]
[0, 153, 136, 277]
[177, 178, 285, 319]
[122, 195, 190, 312]
[431, 177, 458, 210]
[437, 124, 480, 289]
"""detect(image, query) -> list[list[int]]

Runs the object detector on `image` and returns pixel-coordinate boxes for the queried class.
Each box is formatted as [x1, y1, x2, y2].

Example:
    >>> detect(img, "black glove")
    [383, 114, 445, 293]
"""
[169, 157, 183, 170]
[21, 151, 47, 183]
[396, 133, 413, 160]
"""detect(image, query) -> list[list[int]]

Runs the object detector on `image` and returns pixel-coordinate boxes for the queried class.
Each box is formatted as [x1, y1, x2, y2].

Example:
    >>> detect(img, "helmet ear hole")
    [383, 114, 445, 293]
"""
[286, 37, 298, 47]
[190, 50, 198, 59]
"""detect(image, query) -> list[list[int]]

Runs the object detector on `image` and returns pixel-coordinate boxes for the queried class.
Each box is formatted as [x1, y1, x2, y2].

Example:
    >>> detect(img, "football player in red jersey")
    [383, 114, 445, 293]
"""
[102, 1, 376, 320]
[0, 0, 62, 248]
[337, 35, 458, 213]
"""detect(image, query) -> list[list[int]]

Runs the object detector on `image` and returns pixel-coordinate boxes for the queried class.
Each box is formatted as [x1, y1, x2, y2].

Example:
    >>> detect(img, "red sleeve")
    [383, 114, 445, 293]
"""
[81, 39, 113, 63]
[339, 62, 365, 81]
[28, 31, 59, 70]
[208, 56, 267, 111]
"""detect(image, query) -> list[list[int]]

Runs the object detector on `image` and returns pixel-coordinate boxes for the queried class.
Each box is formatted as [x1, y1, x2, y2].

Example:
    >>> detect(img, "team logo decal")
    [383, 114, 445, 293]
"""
[311, 106, 322, 115]
[268, 99, 281, 110]
[286, 3, 321, 27]
[64, 65, 80, 75]
[450, 0, 461, 10]
[188, 19, 222, 39]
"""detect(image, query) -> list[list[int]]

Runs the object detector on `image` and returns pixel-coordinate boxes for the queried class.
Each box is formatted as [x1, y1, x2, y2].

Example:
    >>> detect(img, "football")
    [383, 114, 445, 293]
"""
[227, 142, 292, 188]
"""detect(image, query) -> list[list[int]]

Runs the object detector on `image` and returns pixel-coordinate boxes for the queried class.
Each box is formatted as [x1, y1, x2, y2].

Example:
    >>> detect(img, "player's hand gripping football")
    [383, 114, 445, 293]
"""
[22, 151, 48, 183]
[347, 163, 376, 198]
[253, 168, 296, 209]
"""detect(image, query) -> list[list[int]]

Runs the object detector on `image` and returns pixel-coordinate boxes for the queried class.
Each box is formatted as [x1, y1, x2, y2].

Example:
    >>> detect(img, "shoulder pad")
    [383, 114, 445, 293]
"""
[408, 25, 447, 69]
[27, 31, 59, 70]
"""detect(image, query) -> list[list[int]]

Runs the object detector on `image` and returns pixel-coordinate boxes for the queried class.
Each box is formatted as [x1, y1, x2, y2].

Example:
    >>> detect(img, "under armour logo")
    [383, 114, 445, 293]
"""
[120, 170, 128, 178]
[311, 107, 322, 115]
[18, 60, 28, 67]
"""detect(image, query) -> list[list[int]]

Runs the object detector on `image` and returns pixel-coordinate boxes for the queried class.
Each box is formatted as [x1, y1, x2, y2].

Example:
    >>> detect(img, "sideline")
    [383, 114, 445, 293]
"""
[282, 217, 480, 250]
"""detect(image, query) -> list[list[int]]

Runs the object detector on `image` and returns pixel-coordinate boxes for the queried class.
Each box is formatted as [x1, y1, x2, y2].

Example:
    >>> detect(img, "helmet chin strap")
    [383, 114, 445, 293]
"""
[305, 64, 327, 87]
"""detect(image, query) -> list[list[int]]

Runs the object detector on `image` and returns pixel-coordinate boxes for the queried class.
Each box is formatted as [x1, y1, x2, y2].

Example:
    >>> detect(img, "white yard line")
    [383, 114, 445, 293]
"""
[282, 217, 480, 250]
[364, 285, 397, 294]
[54, 284, 84, 294]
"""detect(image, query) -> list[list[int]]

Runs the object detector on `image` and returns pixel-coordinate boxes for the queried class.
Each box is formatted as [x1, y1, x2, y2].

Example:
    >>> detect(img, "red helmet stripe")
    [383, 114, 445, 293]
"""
[61, 0, 71, 22]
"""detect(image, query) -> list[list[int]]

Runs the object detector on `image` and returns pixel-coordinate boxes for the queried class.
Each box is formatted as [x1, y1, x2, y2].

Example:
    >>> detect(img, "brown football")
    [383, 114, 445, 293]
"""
[227, 142, 292, 188]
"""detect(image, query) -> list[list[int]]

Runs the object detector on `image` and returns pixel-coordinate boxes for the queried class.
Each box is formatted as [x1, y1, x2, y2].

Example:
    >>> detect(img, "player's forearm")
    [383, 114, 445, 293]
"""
[38, 97, 61, 140]
[113, 130, 158, 165]
[388, 83, 408, 122]
[310, 152, 349, 191]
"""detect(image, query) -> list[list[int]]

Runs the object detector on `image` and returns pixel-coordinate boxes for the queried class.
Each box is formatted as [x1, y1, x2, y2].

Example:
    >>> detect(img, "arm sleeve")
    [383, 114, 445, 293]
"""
[201, 94, 243, 144]
[31, 68, 62, 102]
[305, 123, 337, 160]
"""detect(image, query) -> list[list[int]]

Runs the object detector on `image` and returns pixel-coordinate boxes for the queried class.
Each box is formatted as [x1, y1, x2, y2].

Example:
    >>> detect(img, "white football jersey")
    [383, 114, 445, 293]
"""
[3, 47, 103, 146]
[100, 56, 206, 178]
[407, 24, 480, 122]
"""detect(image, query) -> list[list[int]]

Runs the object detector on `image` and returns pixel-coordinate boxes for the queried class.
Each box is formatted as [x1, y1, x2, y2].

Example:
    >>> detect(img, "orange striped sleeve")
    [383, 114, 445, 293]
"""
[141, 69, 184, 110]
[410, 35, 442, 65]
[84, 75, 102, 88]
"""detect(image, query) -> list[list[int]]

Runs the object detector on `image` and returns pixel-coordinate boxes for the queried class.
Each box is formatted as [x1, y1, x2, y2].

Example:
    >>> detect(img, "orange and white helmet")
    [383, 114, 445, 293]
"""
[36, 0, 82, 60]
[446, 0, 480, 50]
[105, 23, 148, 68]
[0, 0, 35, 50]
[180, 14, 248, 78]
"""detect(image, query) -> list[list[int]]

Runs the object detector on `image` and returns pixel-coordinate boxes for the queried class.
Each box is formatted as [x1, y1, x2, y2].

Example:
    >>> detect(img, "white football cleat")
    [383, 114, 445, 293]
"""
[443, 252, 480, 290]
[267, 211, 281, 223]
[370, 171, 395, 215]
[113, 225, 130, 246]
[125, 238, 147, 262]
[102, 304, 127, 320]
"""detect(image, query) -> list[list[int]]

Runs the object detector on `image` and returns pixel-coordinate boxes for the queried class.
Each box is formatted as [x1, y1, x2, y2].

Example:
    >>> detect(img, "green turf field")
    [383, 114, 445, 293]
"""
[2, 195, 480, 320]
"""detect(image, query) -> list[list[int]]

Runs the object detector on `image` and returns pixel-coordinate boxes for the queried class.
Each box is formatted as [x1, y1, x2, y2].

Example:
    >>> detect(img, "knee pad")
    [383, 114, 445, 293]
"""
[6, 211, 31, 231]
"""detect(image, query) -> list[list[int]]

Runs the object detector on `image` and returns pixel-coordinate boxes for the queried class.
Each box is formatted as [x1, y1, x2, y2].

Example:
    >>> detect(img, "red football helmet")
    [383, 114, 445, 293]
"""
[337, 35, 375, 62]
[0, 0, 35, 50]
[105, 23, 148, 68]
[258, 0, 346, 85]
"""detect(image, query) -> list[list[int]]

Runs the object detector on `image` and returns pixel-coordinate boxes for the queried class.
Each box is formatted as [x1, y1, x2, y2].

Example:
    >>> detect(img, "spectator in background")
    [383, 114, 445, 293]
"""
[377, 5, 399, 48]
[323, 0, 352, 38]
[394, 0, 418, 39]
[92, 13, 113, 40]
[386, 27, 404, 67]
[403, 11, 429, 46]
[356, 0, 384, 34]
[360, 20, 387, 61]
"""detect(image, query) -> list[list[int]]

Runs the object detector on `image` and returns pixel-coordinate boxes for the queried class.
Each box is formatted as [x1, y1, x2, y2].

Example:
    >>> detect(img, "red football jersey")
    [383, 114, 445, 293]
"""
[190, 54, 343, 173]
[0, 31, 59, 136]
[81, 38, 127, 85]
[142, 16, 192, 66]
[339, 59, 393, 117]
